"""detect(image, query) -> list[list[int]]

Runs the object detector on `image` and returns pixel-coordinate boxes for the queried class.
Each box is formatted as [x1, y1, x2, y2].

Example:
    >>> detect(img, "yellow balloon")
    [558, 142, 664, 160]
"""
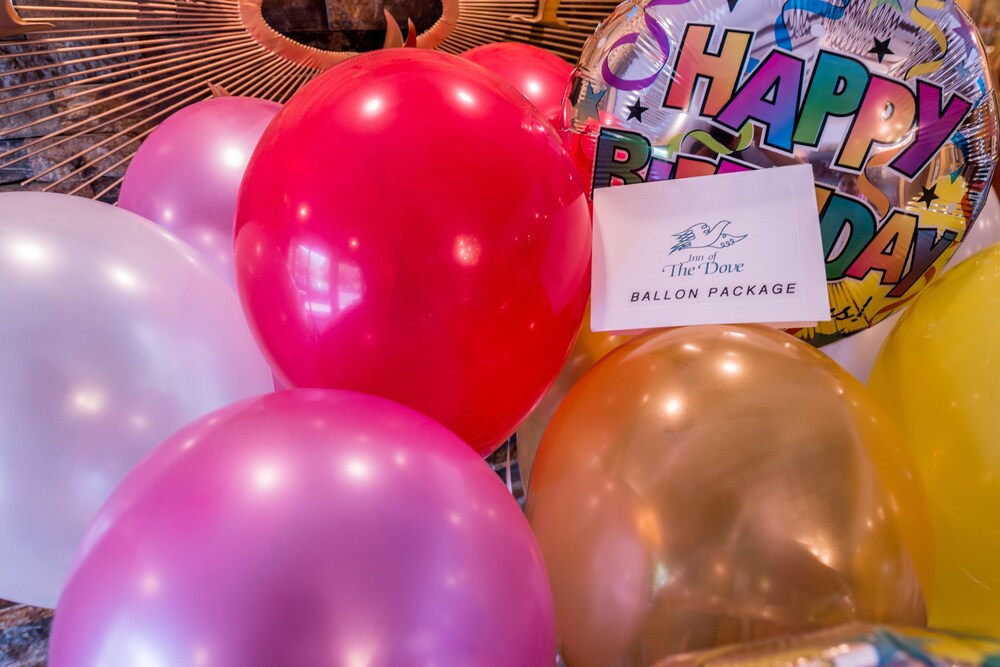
[517, 301, 632, 487]
[869, 243, 1000, 635]
[528, 325, 933, 666]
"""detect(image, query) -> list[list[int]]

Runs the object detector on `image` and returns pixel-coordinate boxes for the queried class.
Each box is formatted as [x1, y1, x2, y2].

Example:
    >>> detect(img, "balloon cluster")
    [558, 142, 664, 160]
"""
[0, 1, 998, 664]
[0, 43, 584, 665]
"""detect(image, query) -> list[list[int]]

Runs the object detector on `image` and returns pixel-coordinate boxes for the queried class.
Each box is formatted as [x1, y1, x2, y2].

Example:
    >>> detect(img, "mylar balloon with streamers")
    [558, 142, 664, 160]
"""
[821, 187, 1000, 383]
[567, 0, 998, 345]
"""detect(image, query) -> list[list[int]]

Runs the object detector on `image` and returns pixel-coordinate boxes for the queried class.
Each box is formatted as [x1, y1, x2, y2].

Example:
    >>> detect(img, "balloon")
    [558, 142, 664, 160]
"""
[528, 325, 933, 666]
[949, 183, 1000, 266]
[461, 42, 573, 127]
[48, 390, 556, 667]
[517, 301, 633, 487]
[235, 49, 591, 456]
[868, 244, 1000, 636]
[118, 96, 281, 285]
[821, 187, 1000, 383]
[0, 192, 273, 608]
[566, 0, 998, 345]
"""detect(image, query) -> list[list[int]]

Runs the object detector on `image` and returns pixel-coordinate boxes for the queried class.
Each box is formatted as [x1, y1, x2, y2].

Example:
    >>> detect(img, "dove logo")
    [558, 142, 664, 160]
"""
[663, 220, 747, 278]
[670, 220, 746, 254]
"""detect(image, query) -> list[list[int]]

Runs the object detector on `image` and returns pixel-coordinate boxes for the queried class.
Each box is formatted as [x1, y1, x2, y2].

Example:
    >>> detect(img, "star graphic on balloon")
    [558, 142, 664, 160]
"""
[573, 83, 607, 122]
[626, 98, 649, 122]
[726, 0, 740, 11]
[917, 185, 940, 208]
[869, 37, 894, 63]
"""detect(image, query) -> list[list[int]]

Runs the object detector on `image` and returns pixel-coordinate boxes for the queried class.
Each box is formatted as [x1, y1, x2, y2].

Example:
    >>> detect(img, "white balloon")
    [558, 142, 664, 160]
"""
[0, 192, 273, 607]
[822, 188, 1000, 383]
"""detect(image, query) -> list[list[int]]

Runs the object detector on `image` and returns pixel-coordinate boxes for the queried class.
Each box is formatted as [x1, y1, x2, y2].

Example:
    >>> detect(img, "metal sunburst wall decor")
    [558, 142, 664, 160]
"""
[0, 0, 616, 200]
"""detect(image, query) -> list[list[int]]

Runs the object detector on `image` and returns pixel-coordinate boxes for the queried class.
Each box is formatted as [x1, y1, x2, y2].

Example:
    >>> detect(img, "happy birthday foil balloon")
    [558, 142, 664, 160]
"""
[567, 0, 998, 345]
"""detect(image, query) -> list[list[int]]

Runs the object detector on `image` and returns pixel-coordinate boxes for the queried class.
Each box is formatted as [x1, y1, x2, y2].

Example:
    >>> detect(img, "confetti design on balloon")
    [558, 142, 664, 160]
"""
[904, 0, 947, 79]
[856, 146, 903, 219]
[664, 121, 754, 159]
[567, 0, 998, 345]
[775, 0, 849, 50]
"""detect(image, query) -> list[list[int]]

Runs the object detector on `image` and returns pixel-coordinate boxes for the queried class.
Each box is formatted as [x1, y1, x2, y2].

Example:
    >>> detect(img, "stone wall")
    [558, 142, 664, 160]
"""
[0, 603, 51, 667]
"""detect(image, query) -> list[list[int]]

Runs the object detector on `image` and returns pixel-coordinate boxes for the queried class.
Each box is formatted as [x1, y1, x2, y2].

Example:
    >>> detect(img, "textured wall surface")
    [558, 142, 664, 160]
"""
[0, 602, 51, 667]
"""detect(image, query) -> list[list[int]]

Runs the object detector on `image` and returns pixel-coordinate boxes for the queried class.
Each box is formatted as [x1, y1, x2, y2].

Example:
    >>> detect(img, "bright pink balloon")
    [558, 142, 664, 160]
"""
[118, 96, 280, 285]
[461, 42, 573, 126]
[234, 50, 591, 456]
[49, 390, 556, 667]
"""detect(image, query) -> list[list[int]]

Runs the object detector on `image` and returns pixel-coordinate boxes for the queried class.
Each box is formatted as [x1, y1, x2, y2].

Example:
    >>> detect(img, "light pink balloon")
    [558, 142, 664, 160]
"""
[118, 97, 280, 285]
[49, 390, 556, 667]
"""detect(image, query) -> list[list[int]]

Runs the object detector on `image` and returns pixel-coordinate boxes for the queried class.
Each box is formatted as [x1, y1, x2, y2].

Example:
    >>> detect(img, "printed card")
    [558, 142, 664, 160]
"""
[591, 164, 831, 332]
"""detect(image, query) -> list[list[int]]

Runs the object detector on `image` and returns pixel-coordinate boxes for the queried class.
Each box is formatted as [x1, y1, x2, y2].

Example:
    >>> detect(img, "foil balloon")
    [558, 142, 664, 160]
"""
[118, 96, 281, 286]
[461, 42, 573, 127]
[948, 182, 1000, 265]
[528, 325, 933, 667]
[235, 50, 591, 456]
[567, 0, 998, 345]
[0, 192, 273, 608]
[517, 301, 633, 487]
[49, 390, 556, 667]
[821, 186, 1000, 382]
[658, 624, 1000, 667]
[868, 243, 1000, 636]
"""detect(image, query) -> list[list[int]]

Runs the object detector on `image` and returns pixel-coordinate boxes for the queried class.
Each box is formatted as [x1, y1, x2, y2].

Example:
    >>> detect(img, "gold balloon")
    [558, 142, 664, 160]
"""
[527, 325, 933, 667]
[517, 301, 632, 487]
[869, 244, 1000, 636]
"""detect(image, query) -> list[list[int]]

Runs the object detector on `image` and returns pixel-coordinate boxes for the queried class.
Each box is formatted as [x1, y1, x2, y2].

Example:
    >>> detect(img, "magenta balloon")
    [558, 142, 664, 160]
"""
[48, 390, 556, 667]
[461, 43, 573, 126]
[118, 96, 280, 284]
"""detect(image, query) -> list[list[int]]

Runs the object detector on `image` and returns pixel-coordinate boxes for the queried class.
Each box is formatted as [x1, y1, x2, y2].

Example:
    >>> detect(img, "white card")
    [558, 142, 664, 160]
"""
[591, 164, 830, 332]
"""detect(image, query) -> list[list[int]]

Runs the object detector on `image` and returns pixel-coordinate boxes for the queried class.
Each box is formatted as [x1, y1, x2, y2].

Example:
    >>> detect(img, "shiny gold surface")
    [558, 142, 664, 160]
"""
[528, 325, 933, 667]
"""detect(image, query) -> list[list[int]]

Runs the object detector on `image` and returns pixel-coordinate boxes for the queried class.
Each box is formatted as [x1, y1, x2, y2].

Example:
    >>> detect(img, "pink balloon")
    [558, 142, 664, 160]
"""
[461, 43, 573, 126]
[48, 390, 556, 667]
[118, 96, 280, 285]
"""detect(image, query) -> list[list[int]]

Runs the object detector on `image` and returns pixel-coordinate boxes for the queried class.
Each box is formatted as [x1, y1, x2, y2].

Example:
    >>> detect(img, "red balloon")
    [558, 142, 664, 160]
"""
[235, 50, 591, 456]
[461, 43, 573, 127]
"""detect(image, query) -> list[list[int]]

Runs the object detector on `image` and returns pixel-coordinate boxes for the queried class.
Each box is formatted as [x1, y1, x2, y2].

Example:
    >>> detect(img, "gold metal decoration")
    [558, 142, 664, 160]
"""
[0, 0, 51, 37]
[0, 0, 612, 199]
